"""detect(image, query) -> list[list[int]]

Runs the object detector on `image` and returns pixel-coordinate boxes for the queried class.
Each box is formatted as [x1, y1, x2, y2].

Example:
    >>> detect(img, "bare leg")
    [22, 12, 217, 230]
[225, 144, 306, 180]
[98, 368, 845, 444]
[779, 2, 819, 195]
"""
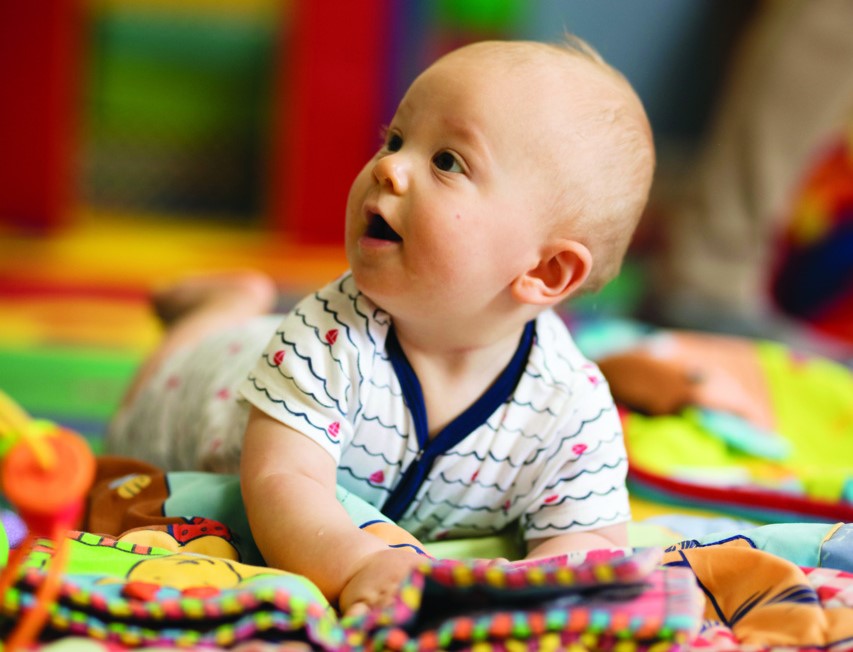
[120, 271, 277, 409]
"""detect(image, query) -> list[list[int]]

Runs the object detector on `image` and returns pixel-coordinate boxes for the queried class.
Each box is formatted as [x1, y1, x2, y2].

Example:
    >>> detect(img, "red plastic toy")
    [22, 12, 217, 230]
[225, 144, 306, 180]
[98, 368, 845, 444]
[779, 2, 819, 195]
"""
[0, 390, 95, 650]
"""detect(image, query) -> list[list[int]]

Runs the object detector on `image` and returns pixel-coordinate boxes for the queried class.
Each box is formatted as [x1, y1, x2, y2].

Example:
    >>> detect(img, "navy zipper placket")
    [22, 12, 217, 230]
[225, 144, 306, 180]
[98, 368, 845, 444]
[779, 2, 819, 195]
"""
[380, 321, 535, 521]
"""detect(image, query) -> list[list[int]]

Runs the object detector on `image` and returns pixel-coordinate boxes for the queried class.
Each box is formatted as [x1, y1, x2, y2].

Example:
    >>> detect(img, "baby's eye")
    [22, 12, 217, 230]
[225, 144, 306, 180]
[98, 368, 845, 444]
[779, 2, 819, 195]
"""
[386, 132, 403, 152]
[432, 151, 463, 173]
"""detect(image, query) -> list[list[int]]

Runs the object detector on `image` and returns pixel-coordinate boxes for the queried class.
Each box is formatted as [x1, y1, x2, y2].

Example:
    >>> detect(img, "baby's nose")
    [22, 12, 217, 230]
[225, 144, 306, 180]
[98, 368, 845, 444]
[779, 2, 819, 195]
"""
[373, 155, 409, 194]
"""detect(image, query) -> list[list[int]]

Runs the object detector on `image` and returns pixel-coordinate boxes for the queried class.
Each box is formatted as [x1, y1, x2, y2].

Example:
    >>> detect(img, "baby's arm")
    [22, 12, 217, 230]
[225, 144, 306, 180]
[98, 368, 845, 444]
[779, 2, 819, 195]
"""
[240, 407, 423, 612]
[524, 522, 629, 562]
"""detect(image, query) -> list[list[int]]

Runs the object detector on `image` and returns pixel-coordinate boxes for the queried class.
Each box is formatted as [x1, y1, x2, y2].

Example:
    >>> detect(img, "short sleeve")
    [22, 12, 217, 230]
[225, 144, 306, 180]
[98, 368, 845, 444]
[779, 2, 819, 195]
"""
[520, 370, 630, 540]
[238, 275, 377, 462]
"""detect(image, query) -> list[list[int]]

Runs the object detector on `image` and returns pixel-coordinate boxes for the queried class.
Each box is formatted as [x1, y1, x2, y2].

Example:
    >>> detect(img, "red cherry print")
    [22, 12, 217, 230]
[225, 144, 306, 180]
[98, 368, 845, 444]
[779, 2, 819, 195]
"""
[572, 443, 587, 455]
[470, 471, 479, 482]
[328, 421, 340, 439]
[325, 329, 338, 345]
[544, 494, 558, 504]
[580, 363, 600, 385]
[272, 350, 286, 365]
[369, 470, 385, 484]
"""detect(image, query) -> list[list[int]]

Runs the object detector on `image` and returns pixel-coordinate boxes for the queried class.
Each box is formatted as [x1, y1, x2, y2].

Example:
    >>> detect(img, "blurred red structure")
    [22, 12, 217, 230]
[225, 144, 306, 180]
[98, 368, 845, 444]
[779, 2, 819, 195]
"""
[0, 0, 387, 245]
[272, 0, 390, 244]
[0, 0, 82, 232]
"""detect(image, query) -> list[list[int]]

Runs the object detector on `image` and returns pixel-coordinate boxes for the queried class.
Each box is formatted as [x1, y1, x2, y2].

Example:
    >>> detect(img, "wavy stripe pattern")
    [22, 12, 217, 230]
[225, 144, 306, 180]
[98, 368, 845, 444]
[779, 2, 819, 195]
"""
[240, 275, 630, 541]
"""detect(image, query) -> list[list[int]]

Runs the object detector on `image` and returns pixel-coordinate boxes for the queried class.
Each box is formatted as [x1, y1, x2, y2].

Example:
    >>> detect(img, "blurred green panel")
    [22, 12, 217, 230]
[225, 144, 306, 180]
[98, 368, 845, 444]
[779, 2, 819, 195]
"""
[434, 0, 526, 31]
[82, 7, 277, 215]
[0, 346, 138, 422]
[88, 12, 274, 137]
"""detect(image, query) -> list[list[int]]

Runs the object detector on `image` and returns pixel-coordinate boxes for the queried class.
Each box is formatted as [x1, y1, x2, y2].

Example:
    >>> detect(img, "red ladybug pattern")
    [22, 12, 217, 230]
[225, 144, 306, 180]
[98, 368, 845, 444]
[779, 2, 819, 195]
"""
[168, 517, 234, 544]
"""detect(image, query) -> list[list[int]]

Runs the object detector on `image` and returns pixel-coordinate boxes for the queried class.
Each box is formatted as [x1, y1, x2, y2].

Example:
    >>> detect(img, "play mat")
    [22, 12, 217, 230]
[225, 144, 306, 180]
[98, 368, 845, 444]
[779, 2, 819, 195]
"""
[1, 216, 853, 651]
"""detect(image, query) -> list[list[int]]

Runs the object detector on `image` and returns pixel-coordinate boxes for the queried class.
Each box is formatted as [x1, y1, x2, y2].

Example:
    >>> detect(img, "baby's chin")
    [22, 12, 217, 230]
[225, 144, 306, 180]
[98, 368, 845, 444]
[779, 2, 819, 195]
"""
[349, 269, 385, 308]
[353, 273, 422, 323]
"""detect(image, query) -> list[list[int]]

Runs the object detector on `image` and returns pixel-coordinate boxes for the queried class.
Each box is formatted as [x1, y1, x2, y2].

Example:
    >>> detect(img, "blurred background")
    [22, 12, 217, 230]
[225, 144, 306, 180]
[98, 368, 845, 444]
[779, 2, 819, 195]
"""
[0, 0, 851, 433]
[1, 1, 754, 234]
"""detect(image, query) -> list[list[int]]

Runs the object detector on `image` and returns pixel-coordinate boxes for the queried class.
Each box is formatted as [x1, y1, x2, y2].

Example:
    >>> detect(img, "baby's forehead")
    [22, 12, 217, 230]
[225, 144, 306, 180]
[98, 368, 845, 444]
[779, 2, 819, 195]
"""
[439, 41, 604, 82]
[430, 42, 632, 115]
[439, 44, 628, 117]
[402, 41, 649, 175]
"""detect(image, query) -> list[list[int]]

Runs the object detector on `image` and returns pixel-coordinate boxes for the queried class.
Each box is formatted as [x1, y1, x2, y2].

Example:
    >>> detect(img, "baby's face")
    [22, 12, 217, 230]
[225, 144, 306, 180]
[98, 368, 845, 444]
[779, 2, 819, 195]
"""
[345, 43, 569, 323]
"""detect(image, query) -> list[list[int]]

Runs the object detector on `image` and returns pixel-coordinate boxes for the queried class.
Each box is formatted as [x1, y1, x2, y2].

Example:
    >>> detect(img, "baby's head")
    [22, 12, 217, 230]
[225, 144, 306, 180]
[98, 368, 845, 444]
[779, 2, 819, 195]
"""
[346, 38, 654, 328]
[443, 39, 654, 293]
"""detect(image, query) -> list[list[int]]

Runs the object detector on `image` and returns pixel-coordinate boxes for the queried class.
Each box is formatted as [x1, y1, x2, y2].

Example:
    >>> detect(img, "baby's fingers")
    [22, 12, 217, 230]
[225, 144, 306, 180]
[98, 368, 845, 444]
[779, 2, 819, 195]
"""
[342, 588, 397, 618]
[344, 601, 369, 619]
[471, 557, 510, 567]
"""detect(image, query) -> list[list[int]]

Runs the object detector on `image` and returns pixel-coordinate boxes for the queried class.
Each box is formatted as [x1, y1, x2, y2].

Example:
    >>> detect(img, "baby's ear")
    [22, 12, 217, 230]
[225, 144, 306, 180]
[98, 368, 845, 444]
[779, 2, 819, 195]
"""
[510, 240, 592, 306]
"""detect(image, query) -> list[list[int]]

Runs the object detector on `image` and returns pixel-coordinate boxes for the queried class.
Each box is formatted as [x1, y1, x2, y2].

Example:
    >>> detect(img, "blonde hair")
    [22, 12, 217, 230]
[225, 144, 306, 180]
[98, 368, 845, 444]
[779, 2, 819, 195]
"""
[547, 36, 656, 293]
[499, 37, 655, 293]
[434, 38, 655, 294]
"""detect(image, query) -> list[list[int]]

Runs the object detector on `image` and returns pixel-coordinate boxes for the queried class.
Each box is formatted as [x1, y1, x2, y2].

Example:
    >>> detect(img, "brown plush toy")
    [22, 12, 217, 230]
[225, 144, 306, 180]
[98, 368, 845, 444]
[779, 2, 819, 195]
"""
[597, 332, 775, 430]
[597, 352, 695, 415]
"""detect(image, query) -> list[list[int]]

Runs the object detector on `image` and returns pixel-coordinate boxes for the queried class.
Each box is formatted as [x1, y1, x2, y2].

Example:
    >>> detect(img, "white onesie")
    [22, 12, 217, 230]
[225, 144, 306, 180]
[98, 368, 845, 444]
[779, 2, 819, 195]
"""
[108, 272, 630, 542]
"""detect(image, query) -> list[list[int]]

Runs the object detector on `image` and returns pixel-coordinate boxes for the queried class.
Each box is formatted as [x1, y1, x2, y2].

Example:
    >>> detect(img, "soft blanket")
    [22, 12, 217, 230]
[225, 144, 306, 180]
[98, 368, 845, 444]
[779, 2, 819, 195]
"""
[3, 532, 701, 650]
[663, 527, 853, 649]
[4, 457, 853, 650]
[577, 323, 853, 524]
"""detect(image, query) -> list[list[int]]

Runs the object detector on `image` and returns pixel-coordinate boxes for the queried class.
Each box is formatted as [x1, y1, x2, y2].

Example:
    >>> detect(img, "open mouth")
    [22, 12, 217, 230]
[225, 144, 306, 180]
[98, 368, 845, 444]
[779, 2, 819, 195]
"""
[365, 213, 402, 242]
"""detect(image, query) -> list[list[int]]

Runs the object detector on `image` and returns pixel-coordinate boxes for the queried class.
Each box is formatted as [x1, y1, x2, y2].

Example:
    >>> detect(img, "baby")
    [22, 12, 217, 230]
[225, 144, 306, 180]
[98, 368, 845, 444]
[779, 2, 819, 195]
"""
[108, 38, 654, 615]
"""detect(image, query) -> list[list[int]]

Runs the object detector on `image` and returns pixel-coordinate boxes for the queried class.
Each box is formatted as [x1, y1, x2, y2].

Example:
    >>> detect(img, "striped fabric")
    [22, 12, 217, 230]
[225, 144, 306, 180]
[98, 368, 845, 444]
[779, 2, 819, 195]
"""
[241, 273, 630, 542]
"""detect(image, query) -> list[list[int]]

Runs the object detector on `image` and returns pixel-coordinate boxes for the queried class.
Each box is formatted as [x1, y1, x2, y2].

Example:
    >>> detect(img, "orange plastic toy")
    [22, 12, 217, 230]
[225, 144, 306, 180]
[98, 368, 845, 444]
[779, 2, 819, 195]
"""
[0, 390, 95, 650]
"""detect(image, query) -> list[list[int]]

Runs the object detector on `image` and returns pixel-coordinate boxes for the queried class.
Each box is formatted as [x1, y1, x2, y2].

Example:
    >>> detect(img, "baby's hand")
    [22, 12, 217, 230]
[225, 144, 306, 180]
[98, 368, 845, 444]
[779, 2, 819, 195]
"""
[339, 548, 427, 617]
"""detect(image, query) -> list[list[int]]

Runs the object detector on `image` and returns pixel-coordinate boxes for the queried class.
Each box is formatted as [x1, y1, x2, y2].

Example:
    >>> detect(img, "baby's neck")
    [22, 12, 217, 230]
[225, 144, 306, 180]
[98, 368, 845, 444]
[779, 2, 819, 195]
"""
[392, 322, 529, 438]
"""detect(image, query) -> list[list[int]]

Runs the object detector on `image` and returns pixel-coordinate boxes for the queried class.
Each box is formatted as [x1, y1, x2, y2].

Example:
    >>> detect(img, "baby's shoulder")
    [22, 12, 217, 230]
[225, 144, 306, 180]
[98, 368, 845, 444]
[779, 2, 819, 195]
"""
[527, 310, 599, 387]
[288, 273, 392, 349]
[505, 311, 615, 436]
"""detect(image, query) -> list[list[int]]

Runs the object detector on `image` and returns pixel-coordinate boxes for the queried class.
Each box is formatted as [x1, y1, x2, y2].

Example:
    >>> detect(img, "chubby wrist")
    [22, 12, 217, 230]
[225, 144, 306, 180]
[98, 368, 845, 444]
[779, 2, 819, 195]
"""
[315, 531, 395, 601]
[337, 547, 429, 614]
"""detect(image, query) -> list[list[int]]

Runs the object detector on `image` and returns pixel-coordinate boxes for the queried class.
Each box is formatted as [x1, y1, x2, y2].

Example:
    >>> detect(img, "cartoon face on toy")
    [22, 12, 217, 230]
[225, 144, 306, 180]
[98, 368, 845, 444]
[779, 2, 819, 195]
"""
[126, 553, 268, 590]
[118, 517, 241, 561]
